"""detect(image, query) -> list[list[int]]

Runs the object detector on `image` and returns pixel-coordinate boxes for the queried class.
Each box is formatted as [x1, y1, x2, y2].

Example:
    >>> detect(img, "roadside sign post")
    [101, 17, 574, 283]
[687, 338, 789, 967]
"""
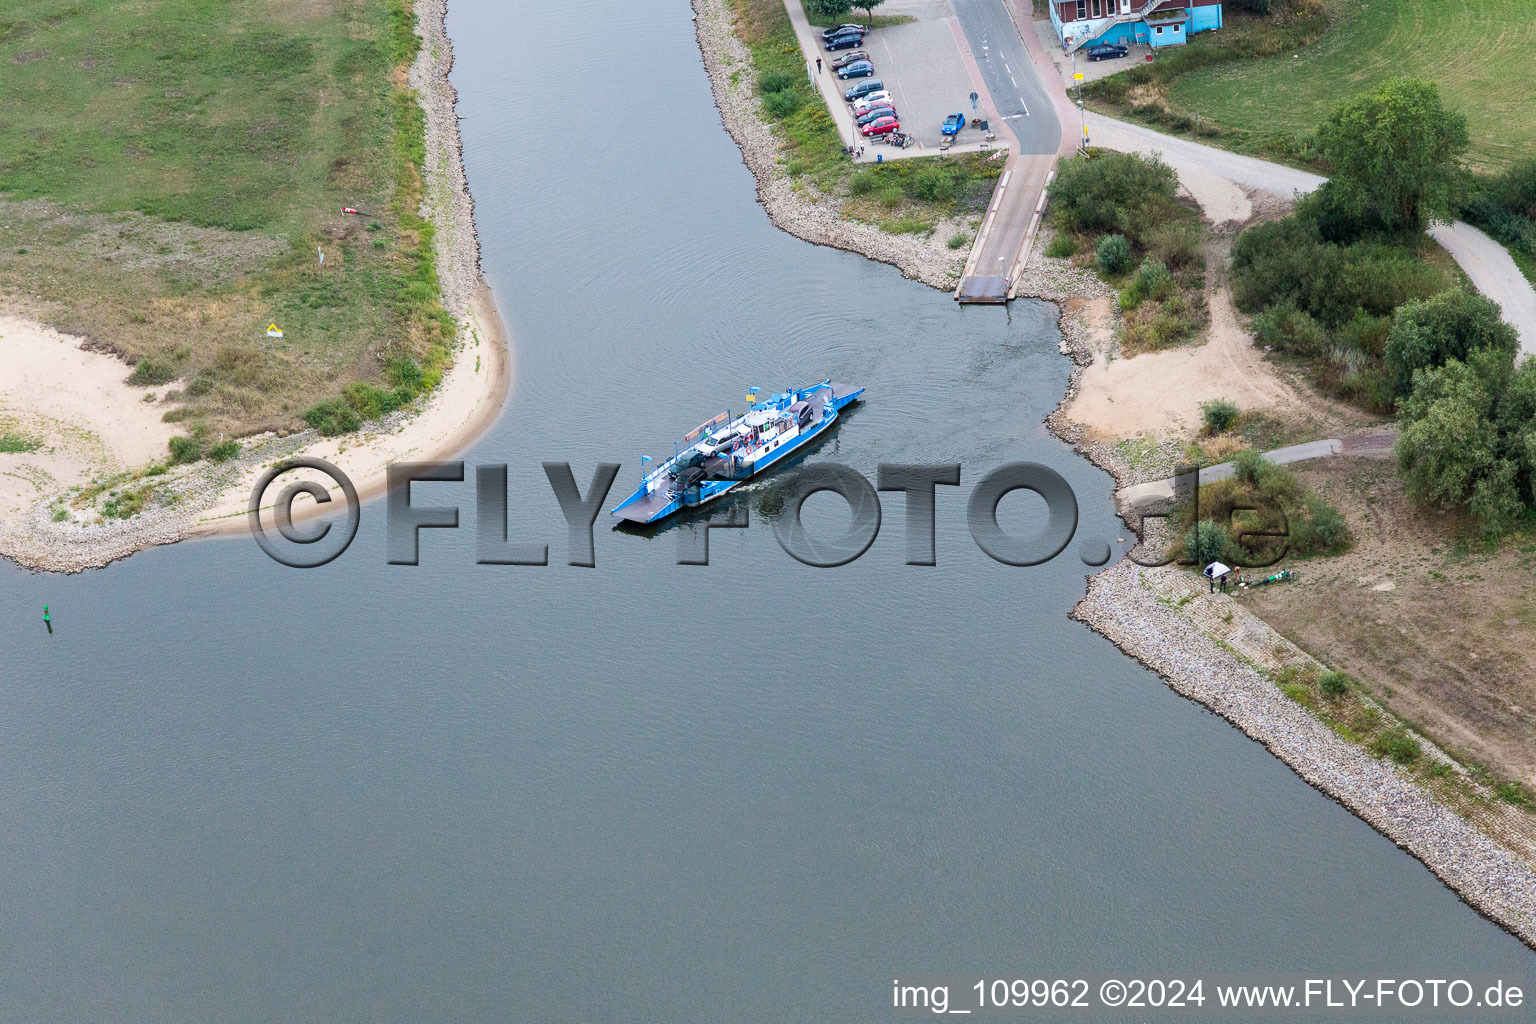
[1073, 56, 1087, 153]
[970, 91, 978, 111]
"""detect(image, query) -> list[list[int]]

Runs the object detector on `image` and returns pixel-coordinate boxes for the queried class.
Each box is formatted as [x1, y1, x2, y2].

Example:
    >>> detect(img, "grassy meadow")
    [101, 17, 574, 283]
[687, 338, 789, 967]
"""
[1085, 1, 1536, 172]
[0, 0, 451, 439]
[1179, 1, 1533, 171]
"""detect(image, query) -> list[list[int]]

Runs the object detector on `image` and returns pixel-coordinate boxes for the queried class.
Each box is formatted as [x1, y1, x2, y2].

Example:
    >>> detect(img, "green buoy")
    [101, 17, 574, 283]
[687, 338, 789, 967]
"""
[42, 604, 49, 623]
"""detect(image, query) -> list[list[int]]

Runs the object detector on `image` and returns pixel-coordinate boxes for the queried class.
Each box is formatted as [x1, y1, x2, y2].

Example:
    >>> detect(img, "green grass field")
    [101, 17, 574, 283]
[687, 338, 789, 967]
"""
[0, 0, 451, 439]
[1167, 0, 1536, 172]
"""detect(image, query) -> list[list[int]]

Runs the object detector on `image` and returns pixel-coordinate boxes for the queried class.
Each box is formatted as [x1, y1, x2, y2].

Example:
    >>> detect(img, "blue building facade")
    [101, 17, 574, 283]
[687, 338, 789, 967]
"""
[1049, 0, 1223, 51]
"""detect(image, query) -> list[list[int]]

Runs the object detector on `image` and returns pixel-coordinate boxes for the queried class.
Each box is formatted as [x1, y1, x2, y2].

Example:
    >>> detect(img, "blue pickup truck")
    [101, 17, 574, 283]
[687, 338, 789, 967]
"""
[941, 112, 966, 137]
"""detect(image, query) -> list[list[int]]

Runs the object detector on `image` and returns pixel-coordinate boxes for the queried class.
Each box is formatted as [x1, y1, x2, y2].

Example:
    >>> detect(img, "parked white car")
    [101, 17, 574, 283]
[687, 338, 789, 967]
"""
[851, 91, 893, 114]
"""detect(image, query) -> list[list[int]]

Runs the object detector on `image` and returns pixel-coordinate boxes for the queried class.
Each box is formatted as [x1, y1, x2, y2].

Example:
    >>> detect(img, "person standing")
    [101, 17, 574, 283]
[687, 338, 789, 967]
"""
[816, 57, 823, 74]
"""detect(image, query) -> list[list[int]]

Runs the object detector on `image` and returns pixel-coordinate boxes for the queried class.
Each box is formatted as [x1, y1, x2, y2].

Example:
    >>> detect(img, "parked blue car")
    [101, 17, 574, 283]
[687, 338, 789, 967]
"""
[941, 112, 966, 136]
[836, 59, 875, 80]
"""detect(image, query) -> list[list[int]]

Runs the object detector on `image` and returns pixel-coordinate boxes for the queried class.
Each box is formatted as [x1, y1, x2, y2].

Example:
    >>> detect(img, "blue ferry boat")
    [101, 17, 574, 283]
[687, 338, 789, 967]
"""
[610, 380, 865, 524]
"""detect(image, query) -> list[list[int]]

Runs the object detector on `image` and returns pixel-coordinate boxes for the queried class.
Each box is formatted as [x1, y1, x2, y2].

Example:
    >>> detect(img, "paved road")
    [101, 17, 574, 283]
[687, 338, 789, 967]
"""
[951, 0, 1062, 300]
[952, 0, 1058, 154]
[1090, 115, 1536, 357]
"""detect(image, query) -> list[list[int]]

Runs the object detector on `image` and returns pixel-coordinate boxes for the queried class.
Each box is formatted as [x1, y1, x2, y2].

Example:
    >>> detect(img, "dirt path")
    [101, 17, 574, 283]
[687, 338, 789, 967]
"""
[1064, 231, 1321, 442]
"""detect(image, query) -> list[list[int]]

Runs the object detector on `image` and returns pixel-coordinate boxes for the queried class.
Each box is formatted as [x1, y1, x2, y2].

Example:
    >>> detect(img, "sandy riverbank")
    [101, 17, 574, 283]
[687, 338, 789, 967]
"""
[0, 0, 510, 574]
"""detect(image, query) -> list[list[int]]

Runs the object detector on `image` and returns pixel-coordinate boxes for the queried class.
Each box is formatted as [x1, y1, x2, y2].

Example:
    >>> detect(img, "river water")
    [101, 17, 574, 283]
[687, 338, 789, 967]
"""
[2, 0, 1531, 1019]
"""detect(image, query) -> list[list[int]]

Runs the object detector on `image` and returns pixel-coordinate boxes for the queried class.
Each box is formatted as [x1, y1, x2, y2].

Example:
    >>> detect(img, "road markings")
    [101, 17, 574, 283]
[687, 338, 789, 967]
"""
[1018, 97, 1028, 115]
[1009, 74, 1017, 86]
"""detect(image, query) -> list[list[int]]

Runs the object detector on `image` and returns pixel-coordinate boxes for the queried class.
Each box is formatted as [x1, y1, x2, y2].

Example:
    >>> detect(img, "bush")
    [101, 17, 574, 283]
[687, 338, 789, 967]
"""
[1318, 670, 1350, 698]
[947, 231, 970, 250]
[1232, 448, 1265, 485]
[168, 436, 204, 464]
[343, 380, 404, 419]
[1252, 299, 1328, 356]
[128, 357, 177, 386]
[1232, 218, 1448, 330]
[1288, 492, 1350, 554]
[762, 88, 803, 119]
[1201, 398, 1239, 434]
[1119, 258, 1173, 310]
[185, 374, 216, 397]
[1047, 151, 1179, 245]
[1370, 727, 1421, 766]
[758, 70, 796, 94]
[302, 397, 361, 436]
[911, 165, 957, 202]
[1185, 519, 1228, 565]
[1044, 233, 1076, 259]
[206, 440, 241, 463]
[1144, 218, 1203, 271]
[1095, 233, 1133, 275]
[1334, 309, 1390, 358]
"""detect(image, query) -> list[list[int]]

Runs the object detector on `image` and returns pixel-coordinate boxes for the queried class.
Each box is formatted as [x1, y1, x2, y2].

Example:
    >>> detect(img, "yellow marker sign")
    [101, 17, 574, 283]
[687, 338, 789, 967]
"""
[1073, 72, 1084, 80]
[266, 323, 284, 338]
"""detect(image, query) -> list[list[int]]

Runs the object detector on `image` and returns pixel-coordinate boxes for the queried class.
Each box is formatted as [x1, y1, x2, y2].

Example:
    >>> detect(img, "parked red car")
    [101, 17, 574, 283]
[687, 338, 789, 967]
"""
[830, 50, 869, 70]
[861, 116, 900, 137]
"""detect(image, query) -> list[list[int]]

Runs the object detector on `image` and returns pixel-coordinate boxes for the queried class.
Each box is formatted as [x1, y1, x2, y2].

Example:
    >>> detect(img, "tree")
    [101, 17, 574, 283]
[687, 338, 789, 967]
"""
[1384, 288, 1519, 394]
[854, 0, 886, 23]
[805, 0, 853, 23]
[1318, 79, 1469, 232]
[1395, 349, 1536, 535]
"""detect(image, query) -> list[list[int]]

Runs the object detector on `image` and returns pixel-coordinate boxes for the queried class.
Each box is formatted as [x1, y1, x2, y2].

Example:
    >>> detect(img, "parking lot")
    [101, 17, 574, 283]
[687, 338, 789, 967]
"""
[792, 0, 1010, 159]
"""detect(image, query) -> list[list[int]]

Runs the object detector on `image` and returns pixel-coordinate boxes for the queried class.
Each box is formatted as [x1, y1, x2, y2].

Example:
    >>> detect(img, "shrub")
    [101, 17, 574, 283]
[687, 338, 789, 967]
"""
[1318, 670, 1350, 698]
[128, 357, 176, 386]
[343, 380, 404, 419]
[206, 440, 241, 463]
[1232, 448, 1265, 486]
[168, 436, 204, 464]
[1252, 299, 1328, 356]
[762, 88, 802, 119]
[386, 356, 424, 392]
[1370, 727, 1421, 766]
[1334, 309, 1390, 358]
[1095, 233, 1133, 275]
[758, 70, 796, 94]
[302, 397, 361, 436]
[185, 375, 216, 397]
[1119, 259, 1173, 310]
[1232, 218, 1447, 330]
[1288, 492, 1350, 554]
[1144, 218, 1203, 271]
[947, 231, 970, 250]
[1185, 519, 1228, 565]
[911, 166, 957, 202]
[1047, 150, 1179, 244]
[1044, 233, 1076, 259]
[1201, 398, 1239, 434]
